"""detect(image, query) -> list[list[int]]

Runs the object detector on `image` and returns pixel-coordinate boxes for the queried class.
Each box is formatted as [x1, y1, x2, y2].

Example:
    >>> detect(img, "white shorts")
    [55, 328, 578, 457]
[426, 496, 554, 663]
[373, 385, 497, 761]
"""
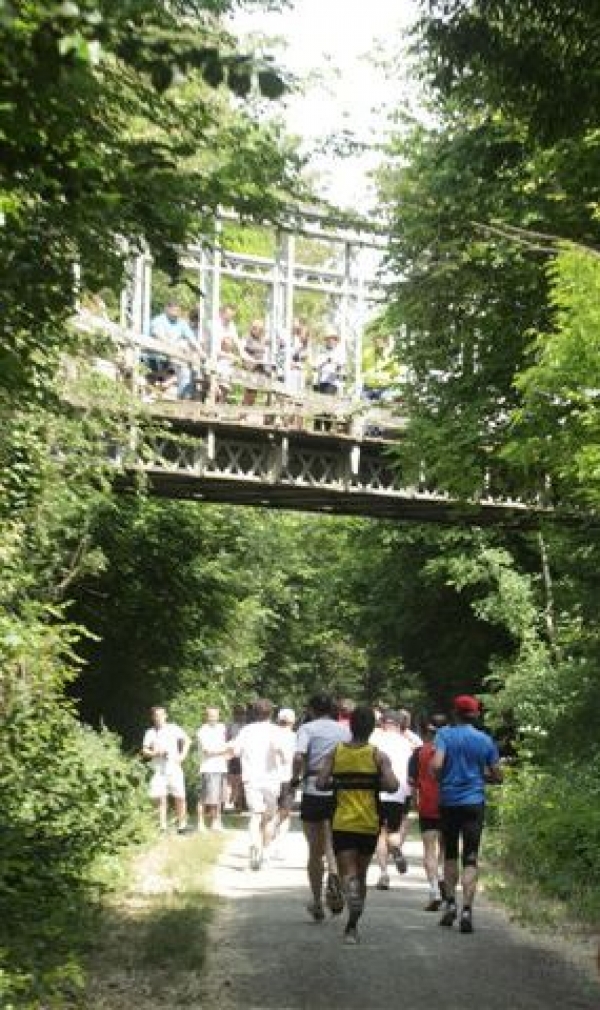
[244, 783, 278, 815]
[149, 766, 186, 800]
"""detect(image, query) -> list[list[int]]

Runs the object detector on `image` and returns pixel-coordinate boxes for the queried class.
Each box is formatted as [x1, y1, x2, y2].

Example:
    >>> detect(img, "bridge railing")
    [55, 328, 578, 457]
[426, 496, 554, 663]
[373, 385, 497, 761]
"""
[70, 309, 407, 439]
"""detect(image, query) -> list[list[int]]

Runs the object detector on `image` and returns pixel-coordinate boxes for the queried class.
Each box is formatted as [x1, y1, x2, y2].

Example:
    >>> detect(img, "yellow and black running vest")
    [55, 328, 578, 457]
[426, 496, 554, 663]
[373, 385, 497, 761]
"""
[331, 743, 380, 835]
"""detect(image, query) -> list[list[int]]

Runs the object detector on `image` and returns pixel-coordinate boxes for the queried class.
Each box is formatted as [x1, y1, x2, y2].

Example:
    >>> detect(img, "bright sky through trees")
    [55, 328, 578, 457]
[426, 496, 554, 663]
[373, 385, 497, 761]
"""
[231, 0, 417, 210]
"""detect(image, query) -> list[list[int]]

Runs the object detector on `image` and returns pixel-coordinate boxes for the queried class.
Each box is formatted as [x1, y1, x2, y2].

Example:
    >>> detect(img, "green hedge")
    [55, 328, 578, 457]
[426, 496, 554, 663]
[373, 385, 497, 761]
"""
[0, 694, 149, 1009]
[498, 760, 600, 924]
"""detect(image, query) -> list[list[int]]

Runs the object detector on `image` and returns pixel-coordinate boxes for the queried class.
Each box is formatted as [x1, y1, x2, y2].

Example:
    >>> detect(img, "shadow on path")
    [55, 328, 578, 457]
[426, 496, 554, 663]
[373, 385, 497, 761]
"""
[201, 827, 599, 1010]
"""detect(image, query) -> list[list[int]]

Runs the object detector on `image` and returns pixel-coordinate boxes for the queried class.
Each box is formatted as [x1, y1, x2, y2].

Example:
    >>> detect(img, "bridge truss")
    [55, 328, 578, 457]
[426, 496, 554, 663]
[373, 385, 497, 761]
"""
[72, 212, 558, 526]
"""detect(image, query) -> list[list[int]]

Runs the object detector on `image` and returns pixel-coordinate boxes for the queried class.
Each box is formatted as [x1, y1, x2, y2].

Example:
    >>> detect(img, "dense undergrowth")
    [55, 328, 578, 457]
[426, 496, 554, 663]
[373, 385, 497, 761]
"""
[497, 762, 600, 929]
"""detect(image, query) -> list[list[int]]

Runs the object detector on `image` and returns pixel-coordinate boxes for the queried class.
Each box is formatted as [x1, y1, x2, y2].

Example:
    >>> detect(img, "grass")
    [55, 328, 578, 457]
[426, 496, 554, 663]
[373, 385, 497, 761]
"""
[83, 827, 225, 1007]
[139, 831, 222, 974]
[482, 828, 600, 940]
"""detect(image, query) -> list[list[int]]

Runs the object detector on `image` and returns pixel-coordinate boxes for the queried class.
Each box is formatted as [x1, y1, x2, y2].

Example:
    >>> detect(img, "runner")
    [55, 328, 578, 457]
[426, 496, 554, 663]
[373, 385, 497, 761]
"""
[196, 707, 228, 832]
[395, 709, 423, 871]
[293, 694, 350, 921]
[142, 705, 191, 832]
[317, 705, 398, 944]
[432, 695, 502, 933]
[371, 709, 421, 883]
[407, 713, 448, 910]
[272, 707, 297, 857]
[230, 698, 284, 871]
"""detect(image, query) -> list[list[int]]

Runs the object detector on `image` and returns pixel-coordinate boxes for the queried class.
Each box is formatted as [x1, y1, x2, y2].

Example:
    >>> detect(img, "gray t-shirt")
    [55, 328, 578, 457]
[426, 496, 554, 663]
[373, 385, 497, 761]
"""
[295, 717, 350, 796]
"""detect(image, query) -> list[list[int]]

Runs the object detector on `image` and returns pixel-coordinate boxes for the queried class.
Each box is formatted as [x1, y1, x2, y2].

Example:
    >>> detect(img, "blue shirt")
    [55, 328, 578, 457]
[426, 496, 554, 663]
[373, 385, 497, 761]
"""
[435, 724, 499, 807]
[150, 313, 195, 345]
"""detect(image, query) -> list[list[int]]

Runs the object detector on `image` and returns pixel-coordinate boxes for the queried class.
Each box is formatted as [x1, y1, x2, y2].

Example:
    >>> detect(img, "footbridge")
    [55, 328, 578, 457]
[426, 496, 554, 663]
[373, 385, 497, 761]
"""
[73, 213, 555, 527]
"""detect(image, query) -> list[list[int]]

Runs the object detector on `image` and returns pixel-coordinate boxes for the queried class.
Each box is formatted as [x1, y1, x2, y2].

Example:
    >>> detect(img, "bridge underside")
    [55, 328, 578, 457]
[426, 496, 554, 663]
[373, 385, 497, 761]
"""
[116, 418, 551, 528]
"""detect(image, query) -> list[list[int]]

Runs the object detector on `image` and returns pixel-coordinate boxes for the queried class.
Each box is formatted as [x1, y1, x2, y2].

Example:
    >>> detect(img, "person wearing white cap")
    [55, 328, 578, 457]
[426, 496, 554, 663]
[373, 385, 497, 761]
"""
[271, 708, 297, 857]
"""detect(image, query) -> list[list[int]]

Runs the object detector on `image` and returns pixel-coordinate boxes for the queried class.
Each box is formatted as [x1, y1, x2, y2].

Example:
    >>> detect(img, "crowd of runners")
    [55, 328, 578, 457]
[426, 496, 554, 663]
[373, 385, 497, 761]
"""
[142, 693, 502, 944]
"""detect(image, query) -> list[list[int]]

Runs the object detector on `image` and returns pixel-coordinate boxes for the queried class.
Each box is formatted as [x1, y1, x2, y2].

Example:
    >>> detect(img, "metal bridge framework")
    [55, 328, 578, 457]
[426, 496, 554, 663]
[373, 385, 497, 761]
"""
[74, 214, 556, 526]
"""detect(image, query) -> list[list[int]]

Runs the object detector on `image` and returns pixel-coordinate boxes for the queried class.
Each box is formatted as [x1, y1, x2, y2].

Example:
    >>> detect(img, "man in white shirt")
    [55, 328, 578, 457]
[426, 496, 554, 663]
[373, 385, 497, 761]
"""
[371, 709, 422, 886]
[314, 333, 345, 395]
[197, 707, 228, 832]
[231, 698, 284, 870]
[293, 694, 350, 920]
[142, 706, 191, 832]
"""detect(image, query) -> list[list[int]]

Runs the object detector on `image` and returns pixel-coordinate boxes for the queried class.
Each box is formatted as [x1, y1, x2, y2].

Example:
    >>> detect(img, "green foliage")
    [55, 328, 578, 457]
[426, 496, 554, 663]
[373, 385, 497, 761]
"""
[499, 760, 600, 925]
[0, 690, 149, 1007]
[507, 246, 600, 507]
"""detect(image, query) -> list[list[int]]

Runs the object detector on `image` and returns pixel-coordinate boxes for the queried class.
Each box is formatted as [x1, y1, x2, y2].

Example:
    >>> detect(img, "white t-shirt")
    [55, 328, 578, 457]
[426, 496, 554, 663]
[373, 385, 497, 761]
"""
[197, 723, 228, 774]
[276, 726, 297, 783]
[233, 721, 282, 787]
[295, 717, 351, 796]
[371, 727, 422, 802]
[143, 723, 187, 776]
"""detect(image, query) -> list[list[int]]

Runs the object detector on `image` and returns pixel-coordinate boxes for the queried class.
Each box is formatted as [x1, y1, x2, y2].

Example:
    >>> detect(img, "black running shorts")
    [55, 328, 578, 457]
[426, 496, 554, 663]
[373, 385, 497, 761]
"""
[419, 815, 442, 833]
[332, 830, 378, 857]
[379, 801, 405, 832]
[300, 792, 335, 823]
[439, 804, 485, 865]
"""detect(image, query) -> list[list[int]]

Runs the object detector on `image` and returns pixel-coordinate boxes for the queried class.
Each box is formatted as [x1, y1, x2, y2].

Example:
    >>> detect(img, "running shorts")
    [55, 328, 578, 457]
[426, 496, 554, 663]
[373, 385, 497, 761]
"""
[198, 772, 226, 806]
[332, 830, 378, 857]
[379, 801, 405, 832]
[419, 815, 441, 833]
[300, 793, 335, 823]
[439, 804, 485, 865]
[149, 767, 185, 800]
[244, 783, 278, 816]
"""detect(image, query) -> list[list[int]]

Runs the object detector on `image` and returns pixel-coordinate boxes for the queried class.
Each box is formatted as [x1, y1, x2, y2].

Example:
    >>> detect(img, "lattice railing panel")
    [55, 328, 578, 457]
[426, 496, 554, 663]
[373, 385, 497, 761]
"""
[208, 440, 272, 481]
[354, 454, 406, 494]
[141, 435, 205, 473]
[284, 448, 343, 488]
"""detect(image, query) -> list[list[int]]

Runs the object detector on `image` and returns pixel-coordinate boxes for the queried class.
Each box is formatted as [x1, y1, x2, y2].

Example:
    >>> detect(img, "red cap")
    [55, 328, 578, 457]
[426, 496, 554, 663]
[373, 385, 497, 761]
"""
[453, 694, 481, 715]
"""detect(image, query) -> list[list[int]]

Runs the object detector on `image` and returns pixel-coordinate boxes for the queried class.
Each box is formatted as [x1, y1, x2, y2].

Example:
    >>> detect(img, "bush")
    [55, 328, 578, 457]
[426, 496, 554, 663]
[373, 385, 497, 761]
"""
[0, 692, 150, 1008]
[498, 759, 600, 924]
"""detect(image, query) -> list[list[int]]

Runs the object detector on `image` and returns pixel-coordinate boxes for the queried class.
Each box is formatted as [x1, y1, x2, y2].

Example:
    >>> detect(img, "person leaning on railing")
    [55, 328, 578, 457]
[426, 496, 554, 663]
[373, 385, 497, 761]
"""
[148, 300, 197, 399]
[241, 319, 272, 407]
[314, 332, 345, 396]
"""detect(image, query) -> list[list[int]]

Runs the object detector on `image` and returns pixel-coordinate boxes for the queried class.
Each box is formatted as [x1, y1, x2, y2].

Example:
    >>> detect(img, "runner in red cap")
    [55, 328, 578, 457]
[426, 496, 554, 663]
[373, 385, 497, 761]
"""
[431, 695, 502, 933]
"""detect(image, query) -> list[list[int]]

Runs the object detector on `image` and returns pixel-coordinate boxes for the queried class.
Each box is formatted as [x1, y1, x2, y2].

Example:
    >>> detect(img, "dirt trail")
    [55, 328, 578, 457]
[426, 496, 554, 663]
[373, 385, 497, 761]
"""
[200, 823, 599, 1010]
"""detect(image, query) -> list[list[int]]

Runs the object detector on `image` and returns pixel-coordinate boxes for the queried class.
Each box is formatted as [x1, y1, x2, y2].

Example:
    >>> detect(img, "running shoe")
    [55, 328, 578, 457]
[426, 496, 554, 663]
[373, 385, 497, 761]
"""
[325, 873, 345, 915]
[249, 845, 262, 871]
[376, 873, 390, 891]
[459, 908, 474, 934]
[424, 897, 442, 912]
[391, 847, 408, 874]
[439, 901, 457, 927]
[306, 901, 325, 922]
[343, 925, 360, 945]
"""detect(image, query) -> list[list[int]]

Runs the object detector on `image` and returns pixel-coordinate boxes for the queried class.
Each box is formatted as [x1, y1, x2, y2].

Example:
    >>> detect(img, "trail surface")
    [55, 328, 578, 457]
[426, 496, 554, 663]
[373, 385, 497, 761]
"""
[200, 822, 598, 1010]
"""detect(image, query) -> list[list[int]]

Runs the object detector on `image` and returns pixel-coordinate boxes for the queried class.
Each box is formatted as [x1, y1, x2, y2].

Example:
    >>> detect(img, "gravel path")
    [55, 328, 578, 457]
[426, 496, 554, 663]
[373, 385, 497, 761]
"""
[200, 820, 599, 1010]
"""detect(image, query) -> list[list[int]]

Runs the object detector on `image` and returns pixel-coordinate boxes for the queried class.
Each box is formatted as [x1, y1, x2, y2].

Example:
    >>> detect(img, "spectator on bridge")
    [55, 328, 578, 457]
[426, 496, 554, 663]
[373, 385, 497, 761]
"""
[241, 319, 271, 407]
[149, 300, 196, 399]
[211, 303, 240, 355]
[314, 332, 345, 396]
[215, 330, 240, 403]
[290, 320, 312, 393]
[189, 307, 210, 401]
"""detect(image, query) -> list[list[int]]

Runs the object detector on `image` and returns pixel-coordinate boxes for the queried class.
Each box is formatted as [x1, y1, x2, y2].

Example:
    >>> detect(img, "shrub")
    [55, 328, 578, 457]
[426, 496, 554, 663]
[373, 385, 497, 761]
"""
[498, 759, 600, 924]
[0, 691, 149, 1008]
